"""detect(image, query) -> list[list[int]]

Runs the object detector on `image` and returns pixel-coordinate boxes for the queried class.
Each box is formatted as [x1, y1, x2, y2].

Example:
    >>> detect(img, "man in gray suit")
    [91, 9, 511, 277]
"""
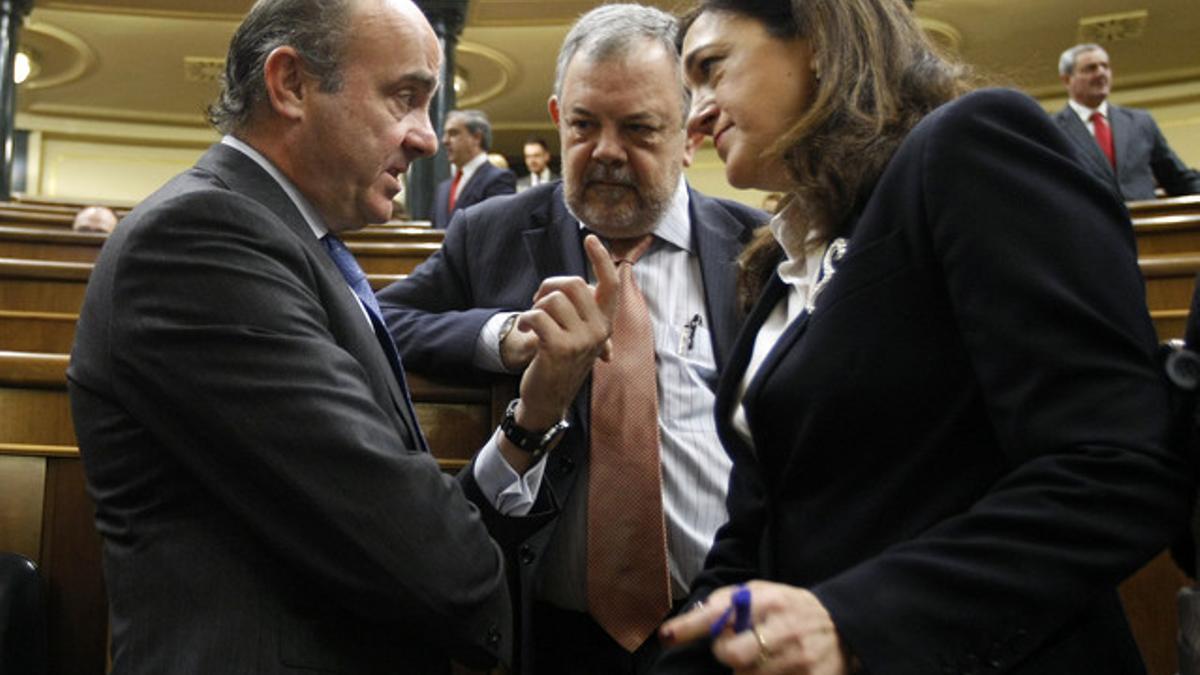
[1053, 43, 1200, 201]
[66, 0, 615, 673]
[432, 109, 517, 228]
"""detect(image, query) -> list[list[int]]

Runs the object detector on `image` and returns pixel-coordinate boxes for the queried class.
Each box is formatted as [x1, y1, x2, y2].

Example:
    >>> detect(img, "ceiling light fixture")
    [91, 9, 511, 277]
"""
[14, 50, 32, 84]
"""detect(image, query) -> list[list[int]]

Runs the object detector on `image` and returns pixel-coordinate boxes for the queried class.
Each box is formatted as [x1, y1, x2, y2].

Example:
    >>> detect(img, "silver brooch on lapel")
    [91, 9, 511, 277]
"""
[805, 238, 848, 313]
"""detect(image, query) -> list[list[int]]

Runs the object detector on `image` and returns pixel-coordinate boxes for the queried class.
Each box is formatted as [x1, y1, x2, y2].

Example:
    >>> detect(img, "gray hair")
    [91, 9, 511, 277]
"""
[448, 109, 494, 151]
[553, 3, 689, 125]
[1058, 43, 1106, 77]
[207, 0, 355, 134]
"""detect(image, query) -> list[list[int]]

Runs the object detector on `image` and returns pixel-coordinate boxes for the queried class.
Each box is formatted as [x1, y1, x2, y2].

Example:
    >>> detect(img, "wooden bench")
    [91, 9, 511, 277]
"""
[1129, 194, 1200, 220]
[0, 258, 91, 313]
[0, 257, 405, 316]
[1134, 213, 1200, 257]
[0, 225, 440, 274]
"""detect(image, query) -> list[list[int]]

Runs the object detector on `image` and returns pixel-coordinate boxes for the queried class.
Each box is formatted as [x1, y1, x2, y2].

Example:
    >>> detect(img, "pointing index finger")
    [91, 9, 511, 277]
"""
[584, 234, 619, 320]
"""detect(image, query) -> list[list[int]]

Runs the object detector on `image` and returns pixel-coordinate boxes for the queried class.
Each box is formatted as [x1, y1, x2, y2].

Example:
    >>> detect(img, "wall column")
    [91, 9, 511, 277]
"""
[410, 0, 469, 222]
[0, 0, 33, 201]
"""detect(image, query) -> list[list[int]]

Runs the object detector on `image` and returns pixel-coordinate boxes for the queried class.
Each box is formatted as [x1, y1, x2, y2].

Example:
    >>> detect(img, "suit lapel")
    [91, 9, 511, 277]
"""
[1056, 107, 1116, 182]
[690, 189, 747, 369]
[199, 144, 426, 452]
[522, 184, 588, 280]
[713, 274, 791, 457]
[457, 162, 492, 212]
[1109, 104, 1135, 179]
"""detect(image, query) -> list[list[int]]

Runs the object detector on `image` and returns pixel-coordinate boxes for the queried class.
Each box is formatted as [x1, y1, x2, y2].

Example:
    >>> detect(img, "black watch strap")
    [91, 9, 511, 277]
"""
[499, 399, 569, 458]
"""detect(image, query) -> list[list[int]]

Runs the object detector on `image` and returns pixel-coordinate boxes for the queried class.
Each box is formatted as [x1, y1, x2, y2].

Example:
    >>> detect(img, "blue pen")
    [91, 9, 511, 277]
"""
[732, 586, 752, 632]
[709, 585, 753, 637]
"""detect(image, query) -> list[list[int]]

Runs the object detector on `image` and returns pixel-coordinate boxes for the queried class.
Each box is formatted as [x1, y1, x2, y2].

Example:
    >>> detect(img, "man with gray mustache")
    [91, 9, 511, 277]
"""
[377, 5, 763, 674]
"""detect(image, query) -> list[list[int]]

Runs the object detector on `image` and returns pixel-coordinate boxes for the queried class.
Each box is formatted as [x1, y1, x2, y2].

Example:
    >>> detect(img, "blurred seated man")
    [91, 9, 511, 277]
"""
[72, 206, 118, 234]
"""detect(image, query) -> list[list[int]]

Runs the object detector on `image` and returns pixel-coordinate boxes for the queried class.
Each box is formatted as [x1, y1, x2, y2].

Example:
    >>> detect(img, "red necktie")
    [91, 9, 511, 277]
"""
[447, 168, 463, 212]
[1091, 111, 1115, 169]
[587, 234, 671, 652]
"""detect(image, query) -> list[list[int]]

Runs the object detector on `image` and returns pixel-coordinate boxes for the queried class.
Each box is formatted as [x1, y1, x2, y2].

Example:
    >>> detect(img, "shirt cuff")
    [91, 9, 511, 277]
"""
[472, 427, 549, 516]
[474, 312, 521, 373]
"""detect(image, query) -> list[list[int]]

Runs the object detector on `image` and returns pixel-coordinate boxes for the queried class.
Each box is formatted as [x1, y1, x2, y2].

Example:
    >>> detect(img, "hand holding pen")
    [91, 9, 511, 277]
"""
[659, 580, 855, 674]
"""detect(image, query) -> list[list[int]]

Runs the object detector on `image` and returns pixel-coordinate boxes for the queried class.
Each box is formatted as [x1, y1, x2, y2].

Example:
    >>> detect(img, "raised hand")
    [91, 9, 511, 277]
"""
[500, 234, 619, 470]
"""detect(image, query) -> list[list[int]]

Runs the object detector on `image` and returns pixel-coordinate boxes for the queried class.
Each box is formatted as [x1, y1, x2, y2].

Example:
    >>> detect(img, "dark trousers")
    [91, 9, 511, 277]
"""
[530, 602, 668, 675]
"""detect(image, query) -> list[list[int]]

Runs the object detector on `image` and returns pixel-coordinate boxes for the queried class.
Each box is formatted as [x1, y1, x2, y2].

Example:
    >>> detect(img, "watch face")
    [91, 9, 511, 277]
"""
[499, 313, 519, 343]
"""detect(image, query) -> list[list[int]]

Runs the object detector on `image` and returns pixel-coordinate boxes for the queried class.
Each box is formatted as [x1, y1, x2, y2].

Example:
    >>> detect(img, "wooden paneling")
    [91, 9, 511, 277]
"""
[40, 457, 108, 675]
[0, 454, 46, 561]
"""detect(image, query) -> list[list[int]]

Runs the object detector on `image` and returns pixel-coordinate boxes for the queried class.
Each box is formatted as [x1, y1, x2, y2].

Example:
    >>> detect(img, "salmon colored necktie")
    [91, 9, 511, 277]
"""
[586, 234, 671, 652]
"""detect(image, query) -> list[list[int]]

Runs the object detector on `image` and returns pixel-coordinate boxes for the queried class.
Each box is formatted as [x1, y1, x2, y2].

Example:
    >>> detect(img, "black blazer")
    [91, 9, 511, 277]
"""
[432, 159, 517, 229]
[1054, 103, 1200, 201]
[654, 90, 1195, 675]
[67, 143, 511, 674]
[377, 183, 764, 673]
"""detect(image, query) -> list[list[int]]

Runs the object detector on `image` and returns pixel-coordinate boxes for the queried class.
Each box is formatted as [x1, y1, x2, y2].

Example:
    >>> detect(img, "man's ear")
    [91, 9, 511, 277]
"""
[548, 96, 561, 127]
[263, 46, 308, 121]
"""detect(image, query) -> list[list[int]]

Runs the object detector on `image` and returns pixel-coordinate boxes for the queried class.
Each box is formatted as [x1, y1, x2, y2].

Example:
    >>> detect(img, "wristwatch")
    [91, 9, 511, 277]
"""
[499, 398, 569, 459]
[497, 312, 520, 351]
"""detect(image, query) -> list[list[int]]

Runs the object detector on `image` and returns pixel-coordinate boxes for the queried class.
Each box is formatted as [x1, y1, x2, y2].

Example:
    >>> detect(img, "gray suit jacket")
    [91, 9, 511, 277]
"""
[377, 183, 765, 673]
[1054, 103, 1200, 201]
[67, 143, 511, 674]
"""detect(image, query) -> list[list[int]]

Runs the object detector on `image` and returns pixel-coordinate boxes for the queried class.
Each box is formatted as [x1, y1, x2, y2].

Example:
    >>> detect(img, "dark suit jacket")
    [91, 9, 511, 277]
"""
[67, 143, 511, 675]
[654, 90, 1195, 675]
[432, 159, 517, 229]
[377, 183, 764, 673]
[1054, 103, 1200, 201]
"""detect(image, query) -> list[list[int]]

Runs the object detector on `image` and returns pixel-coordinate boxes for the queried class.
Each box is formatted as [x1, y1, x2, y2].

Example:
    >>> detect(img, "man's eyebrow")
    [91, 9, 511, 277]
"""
[397, 71, 439, 91]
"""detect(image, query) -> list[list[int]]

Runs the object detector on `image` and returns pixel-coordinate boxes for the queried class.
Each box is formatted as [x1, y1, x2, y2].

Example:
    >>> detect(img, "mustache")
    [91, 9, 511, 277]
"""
[583, 164, 637, 188]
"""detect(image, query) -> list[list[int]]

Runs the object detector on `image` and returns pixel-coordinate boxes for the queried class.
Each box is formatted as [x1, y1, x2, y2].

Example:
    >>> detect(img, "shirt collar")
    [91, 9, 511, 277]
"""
[572, 173, 692, 253]
[1068, 98, 1109, 124]
[221, 135, 330, 241]
[457, 151, 489, 178]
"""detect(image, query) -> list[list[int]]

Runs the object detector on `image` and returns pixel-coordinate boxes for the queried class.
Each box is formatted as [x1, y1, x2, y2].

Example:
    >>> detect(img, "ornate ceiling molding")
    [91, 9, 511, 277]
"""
[20, 21, 96, 90]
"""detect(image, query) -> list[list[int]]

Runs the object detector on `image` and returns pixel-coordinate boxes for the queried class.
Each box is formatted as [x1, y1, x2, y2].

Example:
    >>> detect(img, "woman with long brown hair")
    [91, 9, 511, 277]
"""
[653, 1, 1193, 673]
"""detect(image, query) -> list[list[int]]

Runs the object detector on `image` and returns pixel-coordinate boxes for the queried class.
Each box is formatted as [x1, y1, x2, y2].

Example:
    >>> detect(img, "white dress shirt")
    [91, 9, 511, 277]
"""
[471, 176, 731, 604]
[1067, 98, 1111, 138]
[733, 209, 825, 447]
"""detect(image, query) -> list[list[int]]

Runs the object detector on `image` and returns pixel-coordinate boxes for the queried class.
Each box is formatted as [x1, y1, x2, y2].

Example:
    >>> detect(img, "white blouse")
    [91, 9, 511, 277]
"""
[731, 212, 828, 447]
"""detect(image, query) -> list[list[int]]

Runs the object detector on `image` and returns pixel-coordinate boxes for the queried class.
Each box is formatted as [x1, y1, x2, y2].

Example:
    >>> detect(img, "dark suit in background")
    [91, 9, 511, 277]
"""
[655, 89, 1194, 674]
[377, 182, 762, 673]
[432, 160, 516, 229]
[1054, 104, 1200, 201]
[68, 144, 511, 674]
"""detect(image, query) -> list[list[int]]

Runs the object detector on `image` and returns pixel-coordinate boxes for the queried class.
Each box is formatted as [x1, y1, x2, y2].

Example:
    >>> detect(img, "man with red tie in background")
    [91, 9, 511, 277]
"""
[1053, 43, 1200, 201]
[432, 109, 516, 228]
